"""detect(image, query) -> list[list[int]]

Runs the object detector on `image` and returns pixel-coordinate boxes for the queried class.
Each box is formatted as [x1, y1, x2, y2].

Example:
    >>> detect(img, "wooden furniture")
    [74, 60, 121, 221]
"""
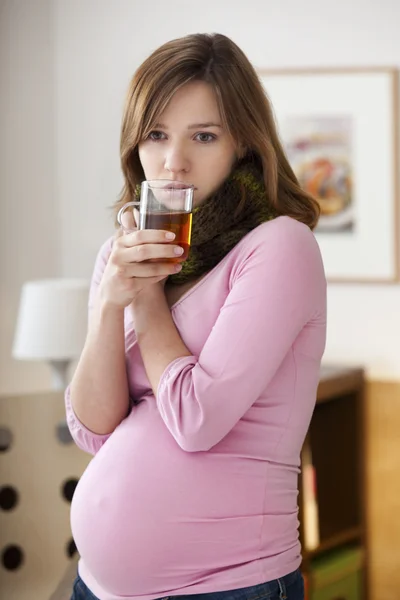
[0, 391, 90, 600]
[300, 365, 367, 599]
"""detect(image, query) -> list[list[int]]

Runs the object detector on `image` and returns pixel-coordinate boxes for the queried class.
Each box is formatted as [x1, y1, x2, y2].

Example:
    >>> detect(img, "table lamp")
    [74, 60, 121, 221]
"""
[12, 279, 90, 390]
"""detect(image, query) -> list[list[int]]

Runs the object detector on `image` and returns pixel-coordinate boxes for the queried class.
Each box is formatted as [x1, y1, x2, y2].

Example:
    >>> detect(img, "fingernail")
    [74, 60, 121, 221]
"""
[165, 232, 175, 240]
[174, 246, 184, 255]
[175, 264, 182, 272]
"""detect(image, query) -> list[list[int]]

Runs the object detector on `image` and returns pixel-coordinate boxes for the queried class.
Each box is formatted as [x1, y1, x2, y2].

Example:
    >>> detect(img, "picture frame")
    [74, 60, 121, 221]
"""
[258, 67, 399, 283]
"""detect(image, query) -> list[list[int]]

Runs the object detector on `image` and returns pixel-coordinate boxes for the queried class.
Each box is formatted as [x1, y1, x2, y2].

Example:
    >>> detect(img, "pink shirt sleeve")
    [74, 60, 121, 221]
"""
[64, 236, 114, 455]
[156, 218, 326, 452]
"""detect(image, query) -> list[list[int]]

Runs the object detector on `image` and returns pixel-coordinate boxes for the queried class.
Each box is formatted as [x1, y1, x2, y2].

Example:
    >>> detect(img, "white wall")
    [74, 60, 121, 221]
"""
[0, 0, 59, 394]
[1, 0, 400, 394]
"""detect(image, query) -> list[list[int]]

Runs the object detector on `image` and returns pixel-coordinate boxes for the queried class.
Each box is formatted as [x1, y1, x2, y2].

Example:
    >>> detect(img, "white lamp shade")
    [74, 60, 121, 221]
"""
[12, 279, 90, 361]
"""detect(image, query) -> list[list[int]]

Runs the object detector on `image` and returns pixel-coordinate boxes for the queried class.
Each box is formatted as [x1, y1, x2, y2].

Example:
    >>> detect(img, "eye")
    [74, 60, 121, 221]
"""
[147, 131, 166, 141]
[194, 132, 216, 144]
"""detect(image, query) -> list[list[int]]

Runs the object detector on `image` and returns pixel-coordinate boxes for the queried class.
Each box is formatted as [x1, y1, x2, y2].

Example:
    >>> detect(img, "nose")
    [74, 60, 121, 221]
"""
[164, 144, 190, 177]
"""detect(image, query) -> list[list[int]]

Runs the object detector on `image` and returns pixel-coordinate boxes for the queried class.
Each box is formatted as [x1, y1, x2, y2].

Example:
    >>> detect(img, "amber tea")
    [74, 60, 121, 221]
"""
[140, 210, 192, 262]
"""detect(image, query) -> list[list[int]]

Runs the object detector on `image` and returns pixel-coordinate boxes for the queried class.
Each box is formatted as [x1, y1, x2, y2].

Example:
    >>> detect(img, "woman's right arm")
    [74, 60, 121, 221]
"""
[66, 228, 184, 449]
[69, 296, 129, 436]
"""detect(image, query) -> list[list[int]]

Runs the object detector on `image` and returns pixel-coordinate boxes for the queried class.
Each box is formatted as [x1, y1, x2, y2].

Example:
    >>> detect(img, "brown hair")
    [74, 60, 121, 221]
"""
[116, 33, 320, 229]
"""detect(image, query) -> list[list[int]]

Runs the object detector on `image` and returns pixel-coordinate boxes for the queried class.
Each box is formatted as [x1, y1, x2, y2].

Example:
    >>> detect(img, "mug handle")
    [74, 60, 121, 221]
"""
[116, 201, 140, 232]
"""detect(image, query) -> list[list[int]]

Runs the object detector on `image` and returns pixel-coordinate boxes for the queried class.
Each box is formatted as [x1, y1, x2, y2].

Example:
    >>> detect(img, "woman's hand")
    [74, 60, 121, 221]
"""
[98, 228, 184, 309]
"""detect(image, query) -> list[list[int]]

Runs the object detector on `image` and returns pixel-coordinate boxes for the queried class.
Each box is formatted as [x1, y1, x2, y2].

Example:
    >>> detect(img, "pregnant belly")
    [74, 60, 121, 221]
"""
[70, 406, 264, 597]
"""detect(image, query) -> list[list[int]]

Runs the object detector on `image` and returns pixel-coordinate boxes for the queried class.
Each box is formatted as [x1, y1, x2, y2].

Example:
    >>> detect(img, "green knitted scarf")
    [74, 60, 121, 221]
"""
[167, 159, 277, 284]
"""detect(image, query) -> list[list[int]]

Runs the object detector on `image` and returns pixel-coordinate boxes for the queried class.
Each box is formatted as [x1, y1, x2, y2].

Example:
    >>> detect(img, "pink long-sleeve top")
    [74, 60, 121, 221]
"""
[66, 216, 327, 600]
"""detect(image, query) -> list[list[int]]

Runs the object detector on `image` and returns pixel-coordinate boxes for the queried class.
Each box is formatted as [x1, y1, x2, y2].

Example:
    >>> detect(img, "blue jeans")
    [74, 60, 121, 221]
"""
[71, 569, 304, 600]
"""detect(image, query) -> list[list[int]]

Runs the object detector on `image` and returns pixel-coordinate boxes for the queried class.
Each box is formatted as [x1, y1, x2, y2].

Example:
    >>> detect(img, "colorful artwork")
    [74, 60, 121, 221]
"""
[259, 68, 398, 282]
[283, 116, 354, 232]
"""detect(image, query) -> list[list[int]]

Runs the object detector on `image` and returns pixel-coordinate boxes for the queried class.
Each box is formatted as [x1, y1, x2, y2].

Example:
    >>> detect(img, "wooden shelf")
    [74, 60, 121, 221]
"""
[317, 365, 364, 405]
[304, 526, 363, 560]
[300, 365, 367, 599]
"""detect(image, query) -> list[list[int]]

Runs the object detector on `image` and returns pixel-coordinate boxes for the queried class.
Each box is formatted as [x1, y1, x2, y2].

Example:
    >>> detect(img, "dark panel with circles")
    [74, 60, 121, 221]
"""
[0, 427, 13, 452]
[0, 486, 19, 511]
[2, 545, 24, 571]
[66, 538, 78, 558]
[56, 421, 73, 444]
[62, 478, 79, 503]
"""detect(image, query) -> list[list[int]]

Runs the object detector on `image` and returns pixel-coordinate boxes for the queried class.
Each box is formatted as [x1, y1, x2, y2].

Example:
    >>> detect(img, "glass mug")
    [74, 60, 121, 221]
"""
[117, 179, 195, 262]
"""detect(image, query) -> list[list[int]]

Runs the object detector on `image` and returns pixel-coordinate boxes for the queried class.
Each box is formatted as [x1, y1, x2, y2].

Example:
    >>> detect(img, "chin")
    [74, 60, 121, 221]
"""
[194, 197, 209, 208]
[193, 191, 203, 207]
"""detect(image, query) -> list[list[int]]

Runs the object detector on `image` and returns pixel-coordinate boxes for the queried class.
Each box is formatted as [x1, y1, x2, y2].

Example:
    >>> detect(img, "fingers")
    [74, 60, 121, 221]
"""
[119, 229, 176, 247]
[119, 207, 138, 232]
[114, 228, 182, 263]
[123, 243, 184, 264]
[116, 260, 182, 278]
[111, 228, 183, 281]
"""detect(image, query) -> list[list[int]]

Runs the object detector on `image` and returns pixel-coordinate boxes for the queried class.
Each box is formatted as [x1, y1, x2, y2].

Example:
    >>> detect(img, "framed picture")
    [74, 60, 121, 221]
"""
[258, 68, 399, 283]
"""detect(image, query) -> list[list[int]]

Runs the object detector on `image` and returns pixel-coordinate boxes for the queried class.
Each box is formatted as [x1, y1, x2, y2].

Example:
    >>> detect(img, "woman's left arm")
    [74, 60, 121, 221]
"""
[133, 219, 326, 452]
[131, 283, 192, 387]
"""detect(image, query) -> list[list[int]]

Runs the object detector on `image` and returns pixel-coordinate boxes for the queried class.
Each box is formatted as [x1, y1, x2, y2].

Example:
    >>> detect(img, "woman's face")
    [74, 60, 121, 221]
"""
[138, 81, 238, 206]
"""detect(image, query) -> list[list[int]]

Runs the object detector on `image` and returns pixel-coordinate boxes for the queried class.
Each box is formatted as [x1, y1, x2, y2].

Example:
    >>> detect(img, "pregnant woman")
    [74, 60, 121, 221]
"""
[66, 32, 327, 600]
